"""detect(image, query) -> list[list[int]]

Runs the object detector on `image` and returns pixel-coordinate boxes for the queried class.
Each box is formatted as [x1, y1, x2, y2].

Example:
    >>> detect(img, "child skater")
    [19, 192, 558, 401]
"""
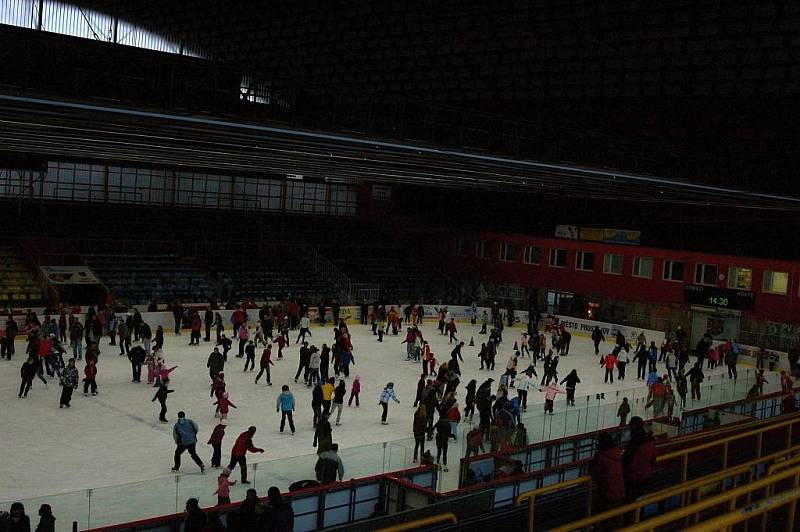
[152, 377, 173, 423]
[214, 391, 237, 421]
[214, 468, 236, 505]
[146, 351, 157, 385]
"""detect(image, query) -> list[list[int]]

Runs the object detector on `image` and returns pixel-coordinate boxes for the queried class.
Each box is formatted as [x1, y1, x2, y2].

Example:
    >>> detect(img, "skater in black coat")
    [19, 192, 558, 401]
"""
[19, 356, 38, 398]
[128, 346, 147, 383]
[152, 378, 174, 422]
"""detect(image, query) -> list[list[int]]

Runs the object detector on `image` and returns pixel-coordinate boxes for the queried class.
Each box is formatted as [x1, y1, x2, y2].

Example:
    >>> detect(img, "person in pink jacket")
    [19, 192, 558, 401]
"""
[155, 363, 178, 387]
[348, 375, 361, 407]
[541, 381, 565, 414]
[214, 392, 237, 420]
[214, 467, 236, 505]
[237, 326, 250, 358]
[145, 353, 157, 385]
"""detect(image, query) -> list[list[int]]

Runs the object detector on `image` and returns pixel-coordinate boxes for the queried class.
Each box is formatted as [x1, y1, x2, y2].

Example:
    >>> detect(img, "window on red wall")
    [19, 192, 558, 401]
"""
[549, 248, 567, 268]
[633, 257, 654, 279]
[603, 254, 623, 275]
[476, 240, 494, 259]
[576, 251, 594, 271]
[499, 242, 517, 262]
[663, 260, 685, 282]
[524, 246, 541, 265]
[455, 238, 469, 256]
[694, 263, 718, 286]
[728, 266, 752, 290]
[763, 270, 789, 295]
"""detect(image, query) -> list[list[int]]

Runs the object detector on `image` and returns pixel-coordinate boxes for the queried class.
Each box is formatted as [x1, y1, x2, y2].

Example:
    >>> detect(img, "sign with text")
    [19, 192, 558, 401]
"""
[684, 284, 755, 310]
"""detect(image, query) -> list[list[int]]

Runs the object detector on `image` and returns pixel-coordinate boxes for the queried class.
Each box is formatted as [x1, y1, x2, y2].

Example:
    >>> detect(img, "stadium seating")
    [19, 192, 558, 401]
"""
[323, 243, 444, 303]
[83, 253, 214, 305]
[0, 245, 43, 305]
[204, 247, 339, 302]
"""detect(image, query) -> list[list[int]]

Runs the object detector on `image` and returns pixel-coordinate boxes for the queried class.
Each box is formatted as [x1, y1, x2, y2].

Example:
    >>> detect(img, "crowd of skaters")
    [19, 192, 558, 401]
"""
[3, 297, 797, 530]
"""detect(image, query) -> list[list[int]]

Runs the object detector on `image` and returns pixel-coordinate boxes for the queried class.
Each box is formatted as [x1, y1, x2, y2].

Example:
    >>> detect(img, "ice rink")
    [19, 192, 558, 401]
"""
[0, 319, 777, 529]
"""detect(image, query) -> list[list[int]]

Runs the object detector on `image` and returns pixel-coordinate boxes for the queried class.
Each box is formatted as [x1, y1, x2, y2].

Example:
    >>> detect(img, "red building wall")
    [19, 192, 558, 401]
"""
[444, 231, 800, 322]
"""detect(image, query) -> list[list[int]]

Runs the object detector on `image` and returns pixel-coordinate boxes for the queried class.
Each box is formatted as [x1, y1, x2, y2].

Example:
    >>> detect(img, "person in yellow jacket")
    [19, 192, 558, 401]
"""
[322, 377, 335, 416]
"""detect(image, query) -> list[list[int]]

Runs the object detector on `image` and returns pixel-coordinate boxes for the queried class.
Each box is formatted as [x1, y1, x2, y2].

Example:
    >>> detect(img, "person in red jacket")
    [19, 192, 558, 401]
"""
[447, 403, 462, 441]
[83, 357, 98, 396]
[189, 313, 202, 346]
[231, 307, 247, 339]
[590, 432, 625, 516]
[622, 416, 658, 502]
[445, 319, 458, 344]
[207, 420, 227, 468]
[228, 426, 264, 483]
[603, 352, 617, 383]
[38, 334, 54, 377]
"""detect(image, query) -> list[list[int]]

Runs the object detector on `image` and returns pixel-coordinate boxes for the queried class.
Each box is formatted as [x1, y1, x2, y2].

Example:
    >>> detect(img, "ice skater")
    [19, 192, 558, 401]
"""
[228, 426, 264, 484]
[237, 326, 249, 358]
[172, 411, 205, 473]
[254, 345, 274, 385]
[213, 392, 237, 421]
[273, 334, 288, 360]
[207, 419, 227, 468]
[296, 313, 312, 344]
[379, 382, 400, 425]
[152, 377, 174, 422]
[332, 379, 346, 425]
[59, 358, 79, 408]
[276, 385, 296, 434]
[214, 468, 236, 505]
[243, 340, 256, 371]
[18, 355, 37, 398]
[82, 357, 98, 396]
[540, 381, 565, 414]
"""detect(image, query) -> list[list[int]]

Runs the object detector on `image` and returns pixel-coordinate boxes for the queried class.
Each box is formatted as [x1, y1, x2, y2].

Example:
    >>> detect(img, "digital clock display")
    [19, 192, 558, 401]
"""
[684, 284, 754, 310]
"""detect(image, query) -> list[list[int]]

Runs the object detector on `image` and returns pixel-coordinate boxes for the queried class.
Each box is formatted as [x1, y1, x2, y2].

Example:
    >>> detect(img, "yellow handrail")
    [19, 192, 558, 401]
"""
[616, 467, 800, 531]
[514, 477, 592, 532]
[548, 444, 800, 532]
[769, 453, 800, 476]
[548, 464, 751, 532]
[657, 415, 798, 483]
[377, 512, 458, 532]
[684, 486, 800, 532]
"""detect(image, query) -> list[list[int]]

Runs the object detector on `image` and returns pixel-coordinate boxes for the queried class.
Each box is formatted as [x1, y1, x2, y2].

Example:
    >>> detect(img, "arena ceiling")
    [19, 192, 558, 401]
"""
[1, 1, 799, 211]
[1, 93, 799, 212]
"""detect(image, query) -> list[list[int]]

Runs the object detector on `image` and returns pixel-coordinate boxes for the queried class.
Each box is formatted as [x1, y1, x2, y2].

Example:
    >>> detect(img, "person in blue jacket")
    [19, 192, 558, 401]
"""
[647, 342, 659, 373]
[172, 411, 205, 473]
[276, 385, 296, 434]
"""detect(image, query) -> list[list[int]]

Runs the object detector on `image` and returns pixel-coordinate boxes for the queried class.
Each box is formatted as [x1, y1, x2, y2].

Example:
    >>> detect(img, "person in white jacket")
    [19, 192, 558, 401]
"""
[307, 347, 321, 387]
[296, 314, 312, 344]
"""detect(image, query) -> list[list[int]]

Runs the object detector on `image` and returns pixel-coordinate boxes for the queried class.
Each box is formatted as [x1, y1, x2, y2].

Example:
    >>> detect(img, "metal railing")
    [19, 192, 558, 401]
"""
[685, 486, 800, 532]
[376, 512, 458, 532]
[616, 466, 800, 531]
[547, 445, 800, 532]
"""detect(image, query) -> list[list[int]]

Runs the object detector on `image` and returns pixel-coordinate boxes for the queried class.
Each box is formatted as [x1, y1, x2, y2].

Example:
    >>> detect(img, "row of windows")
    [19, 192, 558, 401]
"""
[457, 239, 791, 296]
[0, 163, 357, 216]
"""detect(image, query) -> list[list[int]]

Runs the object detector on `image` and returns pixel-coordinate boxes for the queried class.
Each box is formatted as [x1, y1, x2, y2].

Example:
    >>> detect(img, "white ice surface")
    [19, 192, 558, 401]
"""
[0, 321, 779, 529]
